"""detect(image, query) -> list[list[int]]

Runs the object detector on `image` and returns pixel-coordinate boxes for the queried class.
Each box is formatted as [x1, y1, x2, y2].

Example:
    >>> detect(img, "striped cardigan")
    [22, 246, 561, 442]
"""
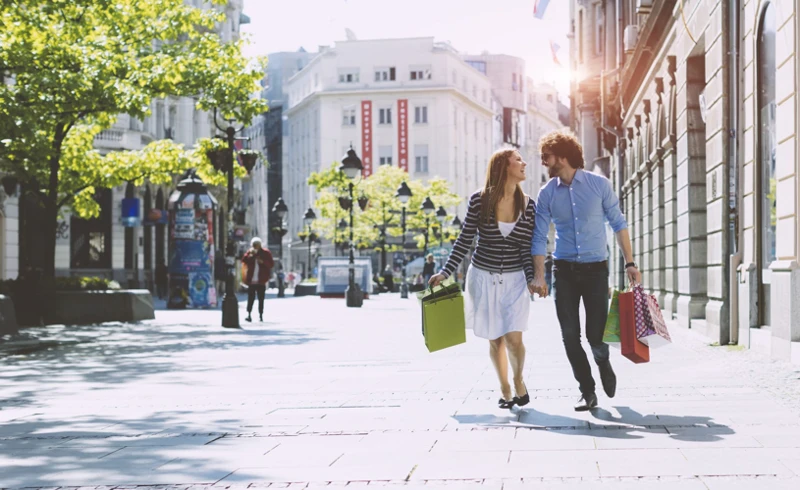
[440, 191, 536, 283]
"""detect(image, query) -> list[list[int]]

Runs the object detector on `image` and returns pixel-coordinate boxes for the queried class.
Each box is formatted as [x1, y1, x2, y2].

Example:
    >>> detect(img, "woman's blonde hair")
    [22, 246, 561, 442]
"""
[480, 149, 525, 225]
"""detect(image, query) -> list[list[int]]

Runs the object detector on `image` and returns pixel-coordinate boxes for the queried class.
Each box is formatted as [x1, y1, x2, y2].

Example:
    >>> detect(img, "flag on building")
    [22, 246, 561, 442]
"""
[550, 40, 561, 66]
[534, 0, 551, 19]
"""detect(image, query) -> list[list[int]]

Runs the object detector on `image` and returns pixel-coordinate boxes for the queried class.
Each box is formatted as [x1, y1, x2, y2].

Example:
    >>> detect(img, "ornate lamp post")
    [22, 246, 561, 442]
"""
[303, 208, 316, 279]
[207, 109, 259, 329]
[339, 146, 365, 307]
[395, 181, 413, 299]
[420, 197, 435, 255]
[271, 197, 288, 298]
[337, 218, 348, 256]
[436, 206, 448, 247]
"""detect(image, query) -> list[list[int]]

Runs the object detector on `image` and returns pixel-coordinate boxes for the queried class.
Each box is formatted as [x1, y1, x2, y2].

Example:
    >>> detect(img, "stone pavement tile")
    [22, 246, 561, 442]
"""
[701, 476, 800, 490]
[752, 434, 800, 448]
[217, 462, 413, 483]
[781, 459, 800, 476]
[516, 407, 590, 429]
[355, 432, 439, 452]
[54, 434, 222, 447]
[259, 442, 344, 468]
[428, 429, 516, 452]
[594, 449, 694, 477]
[503, 477, 709, 489]
[592, 427, 762, 450]
[407, 450, 511, 480]
[681, 448, 799, 477]
[510, 428, 597, 451]
[506, 450, 601, 478]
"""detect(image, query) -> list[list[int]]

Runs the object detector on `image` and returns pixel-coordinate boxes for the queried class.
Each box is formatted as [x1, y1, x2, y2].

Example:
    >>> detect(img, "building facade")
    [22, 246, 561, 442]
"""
[571, 0, 800, 363]
[282, 37, 495, 274]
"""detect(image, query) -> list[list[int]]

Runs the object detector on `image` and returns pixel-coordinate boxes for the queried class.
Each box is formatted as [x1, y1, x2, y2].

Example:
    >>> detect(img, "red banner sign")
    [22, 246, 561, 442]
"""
[361, 100, 373, 177]
[397, 99, 408, 171]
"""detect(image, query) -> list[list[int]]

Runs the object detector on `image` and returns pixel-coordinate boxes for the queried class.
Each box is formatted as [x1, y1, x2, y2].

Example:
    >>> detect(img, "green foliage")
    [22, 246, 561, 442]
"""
[0, 0, 267, 219]
[0, 276, 120, 294]
[308, 165, 461, 251]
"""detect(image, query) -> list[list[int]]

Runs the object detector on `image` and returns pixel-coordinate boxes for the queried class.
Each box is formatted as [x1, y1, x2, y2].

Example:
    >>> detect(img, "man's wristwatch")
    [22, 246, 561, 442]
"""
[625, 262, 637, 269]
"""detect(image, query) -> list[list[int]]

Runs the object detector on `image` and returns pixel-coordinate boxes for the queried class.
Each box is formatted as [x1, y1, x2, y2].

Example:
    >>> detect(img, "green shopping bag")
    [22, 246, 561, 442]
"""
[603, 289, 622, 343]
[418, 279, 466, 352]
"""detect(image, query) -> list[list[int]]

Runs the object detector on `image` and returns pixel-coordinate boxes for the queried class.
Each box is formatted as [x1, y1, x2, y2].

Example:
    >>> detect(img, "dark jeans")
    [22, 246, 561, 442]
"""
[553, 260, 610, 397]
[246, 284, 266, 315]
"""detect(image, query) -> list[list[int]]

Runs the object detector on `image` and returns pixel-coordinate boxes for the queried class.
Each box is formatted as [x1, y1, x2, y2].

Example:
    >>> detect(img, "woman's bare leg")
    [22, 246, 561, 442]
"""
[504, 332, 527, 396]
[489, 337, 512, 400]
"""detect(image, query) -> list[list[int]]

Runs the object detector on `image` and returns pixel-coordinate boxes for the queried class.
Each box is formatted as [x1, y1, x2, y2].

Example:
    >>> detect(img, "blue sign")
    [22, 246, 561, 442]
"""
[121, 198, 140, 227]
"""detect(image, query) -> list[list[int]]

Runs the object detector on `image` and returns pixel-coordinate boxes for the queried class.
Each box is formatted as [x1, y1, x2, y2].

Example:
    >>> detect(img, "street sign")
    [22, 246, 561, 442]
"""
[430, 246, 450, 261]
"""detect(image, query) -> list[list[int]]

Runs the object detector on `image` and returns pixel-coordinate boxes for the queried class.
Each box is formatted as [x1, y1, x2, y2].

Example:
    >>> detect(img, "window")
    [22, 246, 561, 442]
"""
[374, 67, 396, 82]
[482, 89, 487, 103]
[70, 188, 112, 269]
[472, 85, 477, 98]
[454, 108, 458, 128]
[414, 105, 428, 124]
[379, 145, 393, 165]
[474, 118, 478, 136]
[464, 114, 468, 134]
[466, 60, 487, 74]
[342, 108, 356, 126]
[462, 77, 467, 91]
[414, 144, 429, 173]
[410, 66, 432, 80]
[379, 108, 392, 125]
[578, 10, 584, 64]
[338, 69, 360, 83]
[757, 2, 776, 326]
[512, 73, 518, 91]
[595, 3, 604, 56]
[452, 70, 457, 84]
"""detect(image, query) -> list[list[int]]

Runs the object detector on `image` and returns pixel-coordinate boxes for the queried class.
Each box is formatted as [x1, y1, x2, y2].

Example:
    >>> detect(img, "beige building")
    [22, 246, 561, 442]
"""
[570, 0, 799, 363]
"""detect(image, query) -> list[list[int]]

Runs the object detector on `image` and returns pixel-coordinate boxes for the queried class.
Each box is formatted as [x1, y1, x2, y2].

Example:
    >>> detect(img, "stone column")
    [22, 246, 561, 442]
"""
[652, 78, 667, 307]
[642, 100, 654, 294]
[675, 55, 708, 329]
[663, 58, 680, 318]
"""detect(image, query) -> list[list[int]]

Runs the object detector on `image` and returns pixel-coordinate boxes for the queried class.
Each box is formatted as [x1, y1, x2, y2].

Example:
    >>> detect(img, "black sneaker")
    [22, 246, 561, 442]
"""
[574, 393, 598, 411]
[245, 315, 252, 322]
[599, 361, 617, 398]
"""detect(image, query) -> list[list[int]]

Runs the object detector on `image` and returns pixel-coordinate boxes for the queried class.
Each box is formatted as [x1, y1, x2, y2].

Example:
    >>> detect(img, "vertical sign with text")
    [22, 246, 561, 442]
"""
[361, 100, 373, 177]
[397, 99, 409, 171]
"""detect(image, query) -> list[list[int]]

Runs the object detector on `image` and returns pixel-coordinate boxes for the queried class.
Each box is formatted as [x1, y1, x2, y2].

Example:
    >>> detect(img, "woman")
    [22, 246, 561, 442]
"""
[241, 237, 274, 322]
[429, 149, 537, 409]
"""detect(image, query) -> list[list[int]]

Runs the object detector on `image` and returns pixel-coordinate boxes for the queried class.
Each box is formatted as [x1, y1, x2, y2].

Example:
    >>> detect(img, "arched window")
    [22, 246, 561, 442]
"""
[756, 2, 776, 326]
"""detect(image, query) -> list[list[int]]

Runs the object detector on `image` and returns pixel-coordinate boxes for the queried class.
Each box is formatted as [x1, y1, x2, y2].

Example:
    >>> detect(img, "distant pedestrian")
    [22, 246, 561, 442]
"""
[155, 261, 168, 300]
[240, 237, 274, 322]
[429, 149, 536, 410]
[382, 265, 394, 293]
[422, 253, 436, 283]
[214, 252, 226, 297]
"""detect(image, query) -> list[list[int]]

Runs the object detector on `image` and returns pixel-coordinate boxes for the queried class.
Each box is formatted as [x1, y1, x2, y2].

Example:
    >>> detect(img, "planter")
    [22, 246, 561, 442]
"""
[294, 283, 317, 297]
[0, 295, 18, 335]
[51, 290, 155, 325]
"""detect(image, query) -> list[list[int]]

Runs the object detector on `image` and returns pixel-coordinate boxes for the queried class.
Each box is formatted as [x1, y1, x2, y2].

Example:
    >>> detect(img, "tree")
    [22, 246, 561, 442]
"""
[0, 0, 267, 276]
[308, 164, 461, 269]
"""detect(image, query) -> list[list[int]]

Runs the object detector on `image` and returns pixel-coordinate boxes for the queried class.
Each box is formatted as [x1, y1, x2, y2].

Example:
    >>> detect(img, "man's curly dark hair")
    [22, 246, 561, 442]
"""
[538, 130, 584, 169]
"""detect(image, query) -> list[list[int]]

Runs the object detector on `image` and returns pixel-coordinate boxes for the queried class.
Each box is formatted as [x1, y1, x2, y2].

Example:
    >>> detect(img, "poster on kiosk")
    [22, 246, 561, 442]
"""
[167, 172, 218, 309]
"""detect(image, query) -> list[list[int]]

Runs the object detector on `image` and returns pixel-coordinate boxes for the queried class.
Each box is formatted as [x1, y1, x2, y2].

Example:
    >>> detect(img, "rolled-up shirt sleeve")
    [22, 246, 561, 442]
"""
[531, 186, 551, 256]
[601, 178, 628, 233]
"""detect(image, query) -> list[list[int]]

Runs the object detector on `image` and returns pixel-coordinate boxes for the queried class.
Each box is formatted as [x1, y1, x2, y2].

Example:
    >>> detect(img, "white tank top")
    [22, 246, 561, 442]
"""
[498, 221, 516, 238]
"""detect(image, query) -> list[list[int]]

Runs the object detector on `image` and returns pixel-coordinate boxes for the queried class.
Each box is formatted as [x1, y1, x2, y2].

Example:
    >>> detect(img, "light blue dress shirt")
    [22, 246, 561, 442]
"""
[531, 169, 628, 263]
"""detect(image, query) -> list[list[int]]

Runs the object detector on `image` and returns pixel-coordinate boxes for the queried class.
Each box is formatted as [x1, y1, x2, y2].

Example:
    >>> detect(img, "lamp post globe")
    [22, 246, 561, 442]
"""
[340, 146, 364, 307]
[272, 197, 288, 219]
[436, 206, 447, 246]
[395, 182, 413, 298]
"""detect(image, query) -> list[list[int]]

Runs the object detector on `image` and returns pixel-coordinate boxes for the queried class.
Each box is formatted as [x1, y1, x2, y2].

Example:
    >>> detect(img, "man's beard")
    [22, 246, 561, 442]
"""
[547, 162, 562, 178]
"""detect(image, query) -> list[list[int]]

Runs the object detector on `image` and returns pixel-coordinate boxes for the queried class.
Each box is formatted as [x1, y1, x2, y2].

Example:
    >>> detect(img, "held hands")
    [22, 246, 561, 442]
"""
[528, 276, 548, 298]
[428, 273, 446, 288]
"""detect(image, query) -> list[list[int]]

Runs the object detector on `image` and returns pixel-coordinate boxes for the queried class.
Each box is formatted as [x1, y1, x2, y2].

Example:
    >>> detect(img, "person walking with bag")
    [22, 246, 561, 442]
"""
[241, 237, 274, 322]
[529, 130, 641, 411]
[429, 149, 537, 410]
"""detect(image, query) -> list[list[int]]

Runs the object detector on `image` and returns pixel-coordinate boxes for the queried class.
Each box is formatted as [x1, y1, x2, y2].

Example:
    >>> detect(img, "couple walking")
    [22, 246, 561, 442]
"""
[429, 130, 641, 411]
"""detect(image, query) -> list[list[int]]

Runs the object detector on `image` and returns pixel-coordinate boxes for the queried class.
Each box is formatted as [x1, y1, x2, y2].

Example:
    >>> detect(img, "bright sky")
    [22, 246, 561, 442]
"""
[240, 0, 571, 100]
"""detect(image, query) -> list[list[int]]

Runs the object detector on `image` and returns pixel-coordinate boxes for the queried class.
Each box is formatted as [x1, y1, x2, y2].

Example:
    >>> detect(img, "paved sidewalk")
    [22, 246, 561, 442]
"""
[1, 292, 799, 489]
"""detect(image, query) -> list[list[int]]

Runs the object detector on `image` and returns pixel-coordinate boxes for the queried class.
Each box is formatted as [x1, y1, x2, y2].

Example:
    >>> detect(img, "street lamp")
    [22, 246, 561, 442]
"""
[395, 181, 413, 299]
[271, 197, 288, 298]
[209, 109, 259, 329]
[420, 197, 435, 255]
[436, 206, 448, 248]
[339, 145, 365, 307]
[337, 218, 348, 256]
[303, 207, 316, 279]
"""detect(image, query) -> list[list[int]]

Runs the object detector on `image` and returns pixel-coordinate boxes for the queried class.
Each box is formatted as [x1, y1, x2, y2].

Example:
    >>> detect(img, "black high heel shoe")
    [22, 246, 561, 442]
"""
[513, 383, 530, 407]
[498, 397, 516, 409]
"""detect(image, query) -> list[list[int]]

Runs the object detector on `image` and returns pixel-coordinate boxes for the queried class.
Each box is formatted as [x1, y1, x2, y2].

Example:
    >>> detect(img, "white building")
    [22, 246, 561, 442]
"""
[522, 80, 564, 198]
[282, 37, 495, 275]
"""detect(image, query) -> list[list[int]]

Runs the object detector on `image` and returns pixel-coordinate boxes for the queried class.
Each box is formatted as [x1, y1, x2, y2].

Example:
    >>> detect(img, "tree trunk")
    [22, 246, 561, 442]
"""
[42, 203, 58, 278]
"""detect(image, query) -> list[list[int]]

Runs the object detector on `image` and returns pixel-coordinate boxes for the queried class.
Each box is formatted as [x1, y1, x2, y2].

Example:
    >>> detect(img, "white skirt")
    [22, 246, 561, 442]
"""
[465, 265, 530, 340]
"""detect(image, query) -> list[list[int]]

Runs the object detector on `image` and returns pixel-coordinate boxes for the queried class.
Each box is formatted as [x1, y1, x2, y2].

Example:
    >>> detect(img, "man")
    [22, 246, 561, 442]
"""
[214, 252, 226, 298]
[240, 237, 274, 322]
[530, 130, 641, 411]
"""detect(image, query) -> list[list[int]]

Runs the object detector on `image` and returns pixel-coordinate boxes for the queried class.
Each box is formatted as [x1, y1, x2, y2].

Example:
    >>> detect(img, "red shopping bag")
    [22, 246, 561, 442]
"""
[619, 288, 650, 363]
[632, 284, 672, 348]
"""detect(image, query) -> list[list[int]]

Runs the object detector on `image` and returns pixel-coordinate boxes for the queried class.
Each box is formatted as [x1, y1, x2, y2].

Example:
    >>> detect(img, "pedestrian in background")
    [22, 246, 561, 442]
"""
[422, 253, 436, 283]
[155, 260, 168, 300]
[214, 252, 226, 297]
[429, 149, 537, 410]
[530, 130, 640, 411]
[241, 237, 274, 322]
